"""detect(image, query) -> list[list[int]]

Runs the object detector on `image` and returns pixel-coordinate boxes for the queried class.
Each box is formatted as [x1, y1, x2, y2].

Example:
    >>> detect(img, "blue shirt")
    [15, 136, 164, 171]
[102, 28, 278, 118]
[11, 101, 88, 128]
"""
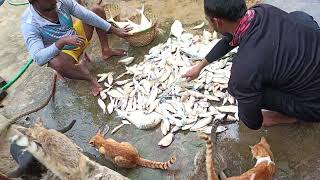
[21, 0, 111, 66]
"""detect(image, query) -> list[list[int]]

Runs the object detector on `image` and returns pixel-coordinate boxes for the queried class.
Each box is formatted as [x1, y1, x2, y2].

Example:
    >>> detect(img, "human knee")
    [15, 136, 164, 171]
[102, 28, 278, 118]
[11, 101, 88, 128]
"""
[49, 57, 65, 73]
[91, 5, 104, 16]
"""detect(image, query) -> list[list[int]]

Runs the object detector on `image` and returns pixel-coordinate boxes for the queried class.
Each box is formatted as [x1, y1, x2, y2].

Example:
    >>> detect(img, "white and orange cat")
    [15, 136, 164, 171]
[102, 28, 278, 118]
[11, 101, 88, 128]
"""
[89, 126, 176, 169]
[200, 134, 276, 180]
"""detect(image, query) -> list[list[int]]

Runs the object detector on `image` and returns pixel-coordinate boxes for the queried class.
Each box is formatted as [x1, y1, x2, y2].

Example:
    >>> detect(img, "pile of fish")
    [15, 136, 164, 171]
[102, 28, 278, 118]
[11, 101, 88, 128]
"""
[96, 20, 239, 147]
[108, 5, 152, 34]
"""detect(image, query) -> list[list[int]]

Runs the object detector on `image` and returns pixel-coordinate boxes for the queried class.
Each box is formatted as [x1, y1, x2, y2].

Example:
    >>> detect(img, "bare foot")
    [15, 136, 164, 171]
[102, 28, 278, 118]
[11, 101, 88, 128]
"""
[91, 80, 103, 96]
[102, 48, 128, 60]
[262, 110, 297, 127]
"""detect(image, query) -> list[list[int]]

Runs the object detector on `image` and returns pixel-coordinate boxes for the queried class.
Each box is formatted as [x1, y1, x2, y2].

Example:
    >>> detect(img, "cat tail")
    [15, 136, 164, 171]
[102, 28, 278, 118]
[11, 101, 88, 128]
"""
[199, 134, 219, 180]
[57, 120, 76, 133]
[137, 155, 176, 169]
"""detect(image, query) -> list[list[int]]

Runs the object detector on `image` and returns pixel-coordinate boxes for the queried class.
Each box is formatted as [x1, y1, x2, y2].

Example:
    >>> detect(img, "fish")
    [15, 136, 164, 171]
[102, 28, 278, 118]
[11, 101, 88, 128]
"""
[121, 110, 162, 129]
[107, 97, 115, 114]
[190, 116, 213, 131]
[115, 79, 132, 86]
[122, 120, 131, 125]
[119, 57, 135, 65]
[201, 125, 228, 134]
[107, 89, 126, 98]
[107, 72, 114, 85]
[136, 5, 152, 31]
[115, 72, 129, 80]
[97, 98, 106, 114]
[158, 133, 174, 147]
[108, 16, 131, 29]
[100, 91, 107, 100]
[216, 105, 238, 113]
[171, 126, 181, 133]
[182, 123, 196, 131]
[170, 20, 184, 38]
[216, 126, 228, 133]
[97, 73, 109, 83]
[161, 118, 170, 135]
[95, 20, 238, 147]
[191, 22, 205, 30]
[111, 123, 125, 134]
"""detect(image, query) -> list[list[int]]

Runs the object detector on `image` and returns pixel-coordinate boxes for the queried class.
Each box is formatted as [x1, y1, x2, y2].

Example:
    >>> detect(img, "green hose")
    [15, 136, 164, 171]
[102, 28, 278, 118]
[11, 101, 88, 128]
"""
[1, 58, 33, 91]
[0, 0, 32, 91]
[7, 0, 29, 6]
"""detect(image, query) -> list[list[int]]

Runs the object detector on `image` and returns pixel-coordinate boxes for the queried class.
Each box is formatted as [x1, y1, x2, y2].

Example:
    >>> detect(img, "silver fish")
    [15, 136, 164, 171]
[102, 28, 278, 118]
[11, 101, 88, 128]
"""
[97, 98, 106, 114]
[119, 57, 135, 65]
[191, 22, 205, 30]
[98, 73, 109, 83]
[115, 79, 131, 86]
[216, 105, 238, 113]
[111, 123, 125, 134]
[107, 72, 114, 85]
[100, 91, 107, 100]
[190, 116, 213, 131]
[161, 118, 170, 136]
[170, 20, 184, 38]
[158, 133, 174, 147]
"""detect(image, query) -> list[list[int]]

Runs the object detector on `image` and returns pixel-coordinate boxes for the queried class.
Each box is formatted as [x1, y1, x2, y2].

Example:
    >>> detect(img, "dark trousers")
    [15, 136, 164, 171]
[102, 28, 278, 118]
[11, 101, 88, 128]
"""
[261, 11, 320, 122]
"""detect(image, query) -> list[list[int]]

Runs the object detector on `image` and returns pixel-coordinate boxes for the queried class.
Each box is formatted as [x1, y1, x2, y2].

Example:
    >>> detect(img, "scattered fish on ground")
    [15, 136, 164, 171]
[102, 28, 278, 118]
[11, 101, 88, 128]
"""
[95, 20, 238, 147]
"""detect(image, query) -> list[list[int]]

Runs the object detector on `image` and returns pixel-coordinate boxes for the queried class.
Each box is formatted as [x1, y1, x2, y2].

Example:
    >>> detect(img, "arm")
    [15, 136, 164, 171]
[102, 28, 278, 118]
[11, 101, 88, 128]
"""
[205, 33, 235, 63]
[21, 23, 61, 66]
[67, 0, 111, 32]
[183, 33, 235, 81]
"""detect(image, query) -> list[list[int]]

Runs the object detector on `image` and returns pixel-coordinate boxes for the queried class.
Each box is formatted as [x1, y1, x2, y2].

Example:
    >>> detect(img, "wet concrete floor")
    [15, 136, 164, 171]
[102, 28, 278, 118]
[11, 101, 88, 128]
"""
[0, 0, 320, 179]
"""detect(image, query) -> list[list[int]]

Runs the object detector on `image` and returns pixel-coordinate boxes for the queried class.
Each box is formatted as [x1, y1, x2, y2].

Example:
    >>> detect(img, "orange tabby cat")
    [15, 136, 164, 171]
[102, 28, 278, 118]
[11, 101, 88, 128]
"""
[200, 135, 276, 180]
[89, 126, 176, 169]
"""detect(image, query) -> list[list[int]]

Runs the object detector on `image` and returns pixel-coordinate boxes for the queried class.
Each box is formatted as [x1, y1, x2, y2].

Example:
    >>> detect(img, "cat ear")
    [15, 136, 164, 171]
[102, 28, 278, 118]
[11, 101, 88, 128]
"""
[260, 137, 270, 148]
[102, 125, 109, 136]
[249, 145, 254, 149]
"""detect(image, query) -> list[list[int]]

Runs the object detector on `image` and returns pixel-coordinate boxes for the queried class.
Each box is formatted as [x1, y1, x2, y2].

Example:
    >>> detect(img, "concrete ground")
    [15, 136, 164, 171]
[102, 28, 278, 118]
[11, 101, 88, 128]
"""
[0, 0, 320, 179]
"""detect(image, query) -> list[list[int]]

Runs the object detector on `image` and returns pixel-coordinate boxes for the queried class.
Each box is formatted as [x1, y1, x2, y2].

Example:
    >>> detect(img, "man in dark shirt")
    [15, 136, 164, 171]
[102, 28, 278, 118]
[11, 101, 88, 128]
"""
[183, 0, 320, 130]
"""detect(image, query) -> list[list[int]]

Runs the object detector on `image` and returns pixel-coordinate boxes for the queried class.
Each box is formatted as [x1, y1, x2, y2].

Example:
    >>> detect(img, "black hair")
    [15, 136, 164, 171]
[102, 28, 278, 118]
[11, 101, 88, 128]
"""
[204, 0, 248, 21]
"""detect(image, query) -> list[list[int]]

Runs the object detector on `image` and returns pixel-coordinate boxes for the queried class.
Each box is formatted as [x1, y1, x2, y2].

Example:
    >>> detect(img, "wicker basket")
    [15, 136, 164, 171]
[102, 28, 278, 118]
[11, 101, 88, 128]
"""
[125, 12, 158, 47]
[113, 9, 158, 47]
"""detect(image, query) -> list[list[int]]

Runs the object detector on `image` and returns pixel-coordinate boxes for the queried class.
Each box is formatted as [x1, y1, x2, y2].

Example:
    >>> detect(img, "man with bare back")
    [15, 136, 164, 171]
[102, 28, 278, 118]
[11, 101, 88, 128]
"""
[21, 0, 132, 96]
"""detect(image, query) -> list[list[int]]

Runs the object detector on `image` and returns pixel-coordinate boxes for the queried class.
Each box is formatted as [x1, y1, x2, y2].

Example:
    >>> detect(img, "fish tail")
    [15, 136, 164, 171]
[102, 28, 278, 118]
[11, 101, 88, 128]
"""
[136, 4, 144, 14]
[137, 155, 176, 169]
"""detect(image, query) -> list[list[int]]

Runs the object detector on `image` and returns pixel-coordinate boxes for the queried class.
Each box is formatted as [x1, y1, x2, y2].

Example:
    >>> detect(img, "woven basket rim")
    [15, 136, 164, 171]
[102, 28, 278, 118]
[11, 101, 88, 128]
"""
[130, 22, 157, 36]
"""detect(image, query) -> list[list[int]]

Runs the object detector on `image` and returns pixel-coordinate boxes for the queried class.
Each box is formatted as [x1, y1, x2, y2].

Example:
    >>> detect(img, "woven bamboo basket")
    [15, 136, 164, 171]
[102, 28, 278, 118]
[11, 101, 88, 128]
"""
[124, 11, 158, 47]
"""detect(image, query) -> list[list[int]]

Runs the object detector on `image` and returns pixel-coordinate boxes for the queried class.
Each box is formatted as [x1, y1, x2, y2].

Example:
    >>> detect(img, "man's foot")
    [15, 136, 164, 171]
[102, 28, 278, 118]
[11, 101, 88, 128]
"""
[262, 110, 297, 127]
[91, 80, 103, 96]
[102, 48, 128, 60]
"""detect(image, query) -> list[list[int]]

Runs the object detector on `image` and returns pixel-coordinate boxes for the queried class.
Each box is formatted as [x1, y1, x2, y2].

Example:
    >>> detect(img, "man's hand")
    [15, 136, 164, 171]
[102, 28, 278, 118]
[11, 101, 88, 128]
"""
[182, 59, 209, 81]
[56, 35, 86, 50]
[110, 25, 133, 38]
[182, 65, 202, 81]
